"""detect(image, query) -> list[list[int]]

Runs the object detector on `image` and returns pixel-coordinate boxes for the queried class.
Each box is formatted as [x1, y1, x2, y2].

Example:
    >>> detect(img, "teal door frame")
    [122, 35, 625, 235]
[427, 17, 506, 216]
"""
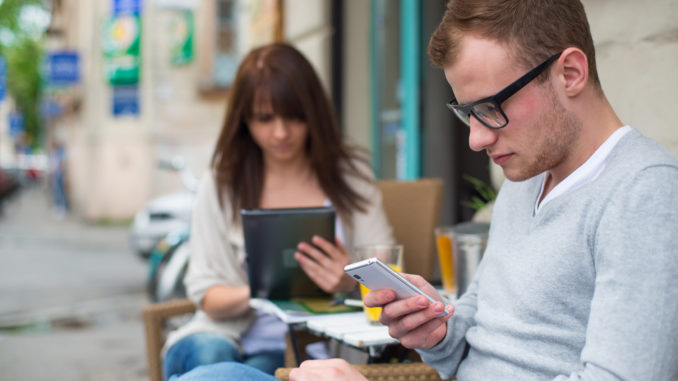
[401, 0, 421, 180]
[370, 0, 421, 180]
[369, 0, 382, 178]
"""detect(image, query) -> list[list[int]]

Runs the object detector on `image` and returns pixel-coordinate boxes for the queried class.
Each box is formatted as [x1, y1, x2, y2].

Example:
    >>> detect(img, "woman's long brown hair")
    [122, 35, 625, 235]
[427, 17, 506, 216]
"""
[211, 43, 371, 224]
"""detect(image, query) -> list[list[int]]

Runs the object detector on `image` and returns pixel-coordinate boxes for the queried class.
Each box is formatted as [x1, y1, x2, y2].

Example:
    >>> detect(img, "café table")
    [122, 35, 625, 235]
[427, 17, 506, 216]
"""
[305, 289, 456, 362]
[305, 311, 399, 360]
[249, 299, 400, 364]
[250, 291, 455, 365]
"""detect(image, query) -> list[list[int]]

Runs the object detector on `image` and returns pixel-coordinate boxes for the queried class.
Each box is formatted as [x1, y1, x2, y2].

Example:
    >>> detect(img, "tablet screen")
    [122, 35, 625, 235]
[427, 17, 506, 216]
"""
[242, 206, 335, 300]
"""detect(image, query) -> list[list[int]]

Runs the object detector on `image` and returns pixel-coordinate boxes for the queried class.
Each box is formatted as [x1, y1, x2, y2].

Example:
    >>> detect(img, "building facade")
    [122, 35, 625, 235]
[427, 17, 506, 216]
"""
[43, 0, 677, 222]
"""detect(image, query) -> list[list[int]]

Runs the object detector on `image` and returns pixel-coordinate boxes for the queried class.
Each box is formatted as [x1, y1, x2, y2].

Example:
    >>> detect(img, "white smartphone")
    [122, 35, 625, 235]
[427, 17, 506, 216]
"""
[344, 257, 450, 318]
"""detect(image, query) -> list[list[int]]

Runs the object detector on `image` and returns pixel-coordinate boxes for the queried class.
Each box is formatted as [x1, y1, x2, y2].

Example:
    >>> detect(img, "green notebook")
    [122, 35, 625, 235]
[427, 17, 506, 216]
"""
[270, 298, 358, 315]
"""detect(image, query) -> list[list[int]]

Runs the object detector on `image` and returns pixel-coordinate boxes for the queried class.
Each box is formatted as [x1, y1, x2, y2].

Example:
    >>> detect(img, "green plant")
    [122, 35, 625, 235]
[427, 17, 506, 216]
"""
[462, 174, 497, 211]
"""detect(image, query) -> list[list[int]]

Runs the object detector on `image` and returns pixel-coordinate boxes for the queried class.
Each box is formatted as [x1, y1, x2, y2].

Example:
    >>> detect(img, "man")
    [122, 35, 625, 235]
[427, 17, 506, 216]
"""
[172, 1, 678, 380]
[290, 0, 678, 380]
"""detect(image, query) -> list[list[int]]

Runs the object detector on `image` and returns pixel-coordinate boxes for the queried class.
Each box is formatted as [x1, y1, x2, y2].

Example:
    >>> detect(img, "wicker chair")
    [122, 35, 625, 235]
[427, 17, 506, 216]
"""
[275, 362, 446, 381]
[142, 178, 445, 381]
[143, 298, 196, 381]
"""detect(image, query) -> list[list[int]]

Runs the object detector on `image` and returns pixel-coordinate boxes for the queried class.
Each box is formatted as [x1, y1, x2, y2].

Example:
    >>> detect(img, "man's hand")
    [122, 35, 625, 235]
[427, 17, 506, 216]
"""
[289, 359, 367, 381]
[295, 236, 357, 293]
[364, 273, 453, 349]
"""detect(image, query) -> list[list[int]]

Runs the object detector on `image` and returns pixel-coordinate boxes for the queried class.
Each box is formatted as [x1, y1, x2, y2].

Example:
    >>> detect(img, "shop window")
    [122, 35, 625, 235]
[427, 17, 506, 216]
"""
[197, 0, 283, 93]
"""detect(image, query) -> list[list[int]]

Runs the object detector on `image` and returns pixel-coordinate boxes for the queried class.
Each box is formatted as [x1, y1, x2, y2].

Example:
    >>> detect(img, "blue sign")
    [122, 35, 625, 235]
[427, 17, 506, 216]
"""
[41, 98, 63, 120]
[112, 85, 140, 116]
[46, 51, 80, 85]
[113, 0, 142, 15]
[0, 56, 6, 101]
[9, 111, 24, 137]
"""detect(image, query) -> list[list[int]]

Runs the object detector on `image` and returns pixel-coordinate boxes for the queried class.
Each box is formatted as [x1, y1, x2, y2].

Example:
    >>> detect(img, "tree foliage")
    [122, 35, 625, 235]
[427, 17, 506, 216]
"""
[4, 38, 42, 148]
[0, 0, 45, 150]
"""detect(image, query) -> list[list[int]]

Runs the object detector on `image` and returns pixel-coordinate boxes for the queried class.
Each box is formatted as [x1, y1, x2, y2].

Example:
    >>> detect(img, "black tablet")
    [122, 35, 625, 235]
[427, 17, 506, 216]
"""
[241, 206, 335, 300]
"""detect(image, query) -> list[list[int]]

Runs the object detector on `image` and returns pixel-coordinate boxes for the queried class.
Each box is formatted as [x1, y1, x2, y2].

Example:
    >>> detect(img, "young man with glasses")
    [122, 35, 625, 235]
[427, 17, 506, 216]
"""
[291, 0, 678, 380]
[359, 0, 676, 379]
[171, 1, 677, 380]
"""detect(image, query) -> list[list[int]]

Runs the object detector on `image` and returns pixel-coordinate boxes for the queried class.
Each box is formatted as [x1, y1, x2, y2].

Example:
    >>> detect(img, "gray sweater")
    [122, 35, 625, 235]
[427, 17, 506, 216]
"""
[418, 129, 678, 380]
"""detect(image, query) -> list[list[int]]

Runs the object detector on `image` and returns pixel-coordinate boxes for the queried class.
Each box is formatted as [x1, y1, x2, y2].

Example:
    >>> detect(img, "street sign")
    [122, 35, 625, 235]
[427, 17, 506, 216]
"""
[9, 111, 25, 137]
[112, 85, 140, 116]
[41, 98, 63, 120]
[45, 51, 80, 85]
[113, 0, 142, 16]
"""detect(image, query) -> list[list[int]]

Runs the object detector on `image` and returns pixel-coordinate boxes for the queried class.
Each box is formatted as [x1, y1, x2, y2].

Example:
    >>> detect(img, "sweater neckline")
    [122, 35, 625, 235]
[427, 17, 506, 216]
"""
[533, 126, 632, 216]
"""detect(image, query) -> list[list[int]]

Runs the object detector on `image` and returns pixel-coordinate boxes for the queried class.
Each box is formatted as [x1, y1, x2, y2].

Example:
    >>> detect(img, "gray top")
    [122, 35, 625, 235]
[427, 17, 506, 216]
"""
[418, 129, 678, 380]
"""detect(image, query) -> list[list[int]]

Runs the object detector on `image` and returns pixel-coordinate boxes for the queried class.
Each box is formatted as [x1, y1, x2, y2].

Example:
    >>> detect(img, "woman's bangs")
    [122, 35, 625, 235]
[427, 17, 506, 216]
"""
[254, 75, 306, 121]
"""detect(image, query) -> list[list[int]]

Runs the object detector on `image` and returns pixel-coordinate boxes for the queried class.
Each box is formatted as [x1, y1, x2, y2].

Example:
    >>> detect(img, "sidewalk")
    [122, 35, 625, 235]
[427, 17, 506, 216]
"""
[0, 184, 149, 380]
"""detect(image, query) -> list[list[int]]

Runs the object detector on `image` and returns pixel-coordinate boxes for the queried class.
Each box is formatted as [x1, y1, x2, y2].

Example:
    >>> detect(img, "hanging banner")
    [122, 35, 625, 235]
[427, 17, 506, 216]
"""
[170, 11, 194, 66]
[154, 0, 197, 9]
[103, 14, 142, 85]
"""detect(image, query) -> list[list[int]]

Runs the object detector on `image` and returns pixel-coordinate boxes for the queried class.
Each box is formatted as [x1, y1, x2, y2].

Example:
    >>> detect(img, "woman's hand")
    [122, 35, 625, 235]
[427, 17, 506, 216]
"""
[295, 237, 357, 293]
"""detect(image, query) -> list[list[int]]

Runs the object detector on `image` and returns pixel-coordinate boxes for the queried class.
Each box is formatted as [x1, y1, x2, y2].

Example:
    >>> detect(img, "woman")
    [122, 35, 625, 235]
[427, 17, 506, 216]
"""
[162, 43, 394, 380]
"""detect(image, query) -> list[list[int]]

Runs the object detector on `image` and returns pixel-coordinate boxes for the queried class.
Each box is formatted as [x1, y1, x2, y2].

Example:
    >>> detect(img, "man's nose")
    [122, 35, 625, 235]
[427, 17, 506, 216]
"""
[468, 117, 498, 152]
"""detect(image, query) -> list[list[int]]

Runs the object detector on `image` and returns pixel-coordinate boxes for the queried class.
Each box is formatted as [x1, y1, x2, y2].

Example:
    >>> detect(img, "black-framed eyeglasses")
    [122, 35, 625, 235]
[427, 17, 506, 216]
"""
[446, 52, 562, 129]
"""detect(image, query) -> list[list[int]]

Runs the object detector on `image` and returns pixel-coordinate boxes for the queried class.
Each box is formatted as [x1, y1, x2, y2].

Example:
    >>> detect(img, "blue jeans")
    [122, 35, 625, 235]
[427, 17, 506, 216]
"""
[51, 174, 67, 210]
[164, 332, 284, 380]
[170, 362, 279, 381]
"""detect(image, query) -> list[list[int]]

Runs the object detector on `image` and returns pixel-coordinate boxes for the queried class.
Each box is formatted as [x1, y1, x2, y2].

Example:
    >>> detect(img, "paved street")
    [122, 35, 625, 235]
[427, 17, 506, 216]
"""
[0, 184, 149, 380]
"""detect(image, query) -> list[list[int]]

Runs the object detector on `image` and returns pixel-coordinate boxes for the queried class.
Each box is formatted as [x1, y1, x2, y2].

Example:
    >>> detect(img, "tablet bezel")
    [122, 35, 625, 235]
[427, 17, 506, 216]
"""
[241, 206, 335, 300]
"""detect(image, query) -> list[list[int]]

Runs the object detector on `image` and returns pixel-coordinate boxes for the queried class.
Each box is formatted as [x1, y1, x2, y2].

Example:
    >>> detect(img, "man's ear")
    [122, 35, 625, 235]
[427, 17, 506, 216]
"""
[558, 47, 588, 97]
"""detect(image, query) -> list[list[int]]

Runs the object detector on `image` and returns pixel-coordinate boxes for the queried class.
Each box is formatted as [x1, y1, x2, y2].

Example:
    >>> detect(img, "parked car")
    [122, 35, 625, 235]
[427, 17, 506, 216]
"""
[0, 168, 21, 210]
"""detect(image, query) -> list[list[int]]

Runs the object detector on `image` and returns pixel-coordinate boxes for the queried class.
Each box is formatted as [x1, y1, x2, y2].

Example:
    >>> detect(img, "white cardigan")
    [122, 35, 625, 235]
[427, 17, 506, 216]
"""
[164, 163, 394, 353]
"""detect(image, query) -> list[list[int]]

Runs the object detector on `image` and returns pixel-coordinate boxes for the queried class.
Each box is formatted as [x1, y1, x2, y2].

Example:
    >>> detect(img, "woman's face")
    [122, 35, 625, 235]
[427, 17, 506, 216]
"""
[247, 103, 309, 165]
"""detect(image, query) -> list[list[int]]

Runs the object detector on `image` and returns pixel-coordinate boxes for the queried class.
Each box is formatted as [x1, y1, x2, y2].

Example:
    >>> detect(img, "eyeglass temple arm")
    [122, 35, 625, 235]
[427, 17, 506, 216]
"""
[493, 52, 563, 104]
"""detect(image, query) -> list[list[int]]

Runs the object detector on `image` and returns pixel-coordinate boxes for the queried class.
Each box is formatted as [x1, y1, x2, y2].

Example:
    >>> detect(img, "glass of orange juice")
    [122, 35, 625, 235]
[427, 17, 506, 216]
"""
[353, 244, 404, 324]
[435, 226, 456, 297]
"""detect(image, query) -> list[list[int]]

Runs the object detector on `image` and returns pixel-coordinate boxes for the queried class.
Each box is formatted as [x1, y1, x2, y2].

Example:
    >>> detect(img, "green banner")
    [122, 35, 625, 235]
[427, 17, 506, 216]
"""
[103, 15, 142, 85]
[170, 11, 194, 66]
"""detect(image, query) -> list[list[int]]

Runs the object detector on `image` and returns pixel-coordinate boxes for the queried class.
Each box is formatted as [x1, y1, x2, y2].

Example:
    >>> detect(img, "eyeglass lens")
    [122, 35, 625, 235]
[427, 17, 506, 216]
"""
[472, 102, 506, 128]
[451, 101, 506, 129]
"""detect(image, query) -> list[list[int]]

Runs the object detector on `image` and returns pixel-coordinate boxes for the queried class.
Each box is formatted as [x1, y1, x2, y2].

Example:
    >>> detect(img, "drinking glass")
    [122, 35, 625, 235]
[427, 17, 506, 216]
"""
[353, 244, 404, 324]
[435, 226, 456, 297]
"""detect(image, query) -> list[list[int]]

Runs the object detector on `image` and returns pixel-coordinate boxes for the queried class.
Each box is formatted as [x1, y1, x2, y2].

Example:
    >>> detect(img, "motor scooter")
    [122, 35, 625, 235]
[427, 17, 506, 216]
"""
[129, 157, 197, 258]
[129, 157, 196, 302]
[148, 229, 190, 302]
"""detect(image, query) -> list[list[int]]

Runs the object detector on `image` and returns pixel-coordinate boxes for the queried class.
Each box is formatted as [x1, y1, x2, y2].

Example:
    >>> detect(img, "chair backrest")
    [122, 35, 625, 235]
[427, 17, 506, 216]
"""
[144, 298, 196, 381]
[376, 178, 443, 280]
